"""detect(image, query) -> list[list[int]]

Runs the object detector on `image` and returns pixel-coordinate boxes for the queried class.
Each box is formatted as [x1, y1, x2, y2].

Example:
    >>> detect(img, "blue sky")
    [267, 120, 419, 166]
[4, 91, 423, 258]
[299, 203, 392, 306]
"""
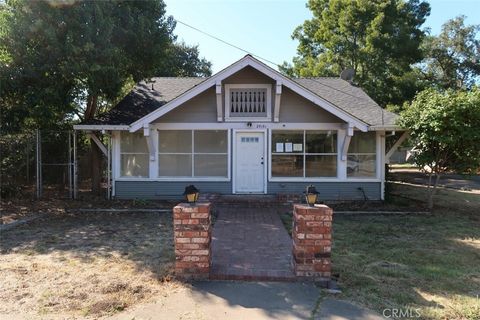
[165, 0, 480, 73]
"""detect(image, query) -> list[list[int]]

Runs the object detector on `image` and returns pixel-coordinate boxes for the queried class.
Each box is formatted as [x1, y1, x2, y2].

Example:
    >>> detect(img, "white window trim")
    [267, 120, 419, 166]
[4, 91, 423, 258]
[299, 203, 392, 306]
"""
[268, 129, 339, 181]
[232, 129, 268, 194]
[156, 129, 231, 181]
[224, 84, 272, 122]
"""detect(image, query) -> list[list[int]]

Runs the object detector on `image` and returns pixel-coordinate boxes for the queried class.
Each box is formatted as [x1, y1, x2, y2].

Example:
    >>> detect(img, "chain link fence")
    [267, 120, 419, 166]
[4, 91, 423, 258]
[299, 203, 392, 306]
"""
[0, 130, 108, 200]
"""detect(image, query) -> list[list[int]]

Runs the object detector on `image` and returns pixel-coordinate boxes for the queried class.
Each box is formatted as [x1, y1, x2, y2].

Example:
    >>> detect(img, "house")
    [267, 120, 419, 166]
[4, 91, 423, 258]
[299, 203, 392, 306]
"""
[74, 55, 407, 201]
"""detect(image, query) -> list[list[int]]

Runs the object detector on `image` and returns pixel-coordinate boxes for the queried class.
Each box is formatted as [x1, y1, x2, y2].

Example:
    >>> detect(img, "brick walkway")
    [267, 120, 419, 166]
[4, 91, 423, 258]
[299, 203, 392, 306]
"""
[211, 204, 295, 281]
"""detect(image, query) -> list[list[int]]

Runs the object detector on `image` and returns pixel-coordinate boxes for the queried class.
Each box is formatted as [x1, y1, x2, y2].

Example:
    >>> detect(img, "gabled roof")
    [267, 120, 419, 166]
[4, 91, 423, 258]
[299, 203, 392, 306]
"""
[295, 78, 398, 127]
[77, 55, 400, 131]
[83, 78, 204, 126]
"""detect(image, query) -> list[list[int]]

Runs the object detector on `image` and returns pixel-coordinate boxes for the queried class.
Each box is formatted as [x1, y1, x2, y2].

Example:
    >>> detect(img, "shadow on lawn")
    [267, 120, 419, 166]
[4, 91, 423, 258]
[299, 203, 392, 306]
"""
[0, 211, 175, 279]
[332, 212, 480, 318]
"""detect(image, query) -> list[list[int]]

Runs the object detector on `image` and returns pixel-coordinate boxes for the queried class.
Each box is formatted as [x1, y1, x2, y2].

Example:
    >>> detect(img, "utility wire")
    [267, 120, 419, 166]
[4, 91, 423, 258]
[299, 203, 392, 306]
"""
[176, 20, 378, 106]
[176, 19, 280, 67]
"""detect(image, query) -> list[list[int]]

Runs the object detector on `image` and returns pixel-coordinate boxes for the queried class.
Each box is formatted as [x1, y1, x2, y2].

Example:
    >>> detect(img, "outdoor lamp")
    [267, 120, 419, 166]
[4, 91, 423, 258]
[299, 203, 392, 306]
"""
[183, 185, 199, 204]
[304, 185, 319, 206]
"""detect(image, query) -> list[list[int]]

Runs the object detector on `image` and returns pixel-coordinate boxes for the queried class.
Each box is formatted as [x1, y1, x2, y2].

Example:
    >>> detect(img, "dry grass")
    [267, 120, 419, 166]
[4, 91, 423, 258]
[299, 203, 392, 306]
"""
[389, 182, 480, 212]
[0, 211, 182, 318]
[332, 210, 480, 320]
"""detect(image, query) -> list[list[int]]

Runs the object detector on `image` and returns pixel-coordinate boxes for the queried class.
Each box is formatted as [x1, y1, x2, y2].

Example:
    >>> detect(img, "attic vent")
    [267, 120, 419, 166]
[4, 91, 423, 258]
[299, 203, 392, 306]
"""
[224, 84, 272, 121]
[230, 88, 267, 116]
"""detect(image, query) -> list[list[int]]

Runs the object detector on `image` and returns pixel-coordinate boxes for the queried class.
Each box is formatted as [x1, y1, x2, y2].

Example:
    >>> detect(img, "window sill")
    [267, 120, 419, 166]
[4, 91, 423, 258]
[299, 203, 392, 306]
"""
[116, 177, 230, 182]
[268, 177, 381, 183]
[225, 118, 272, 122]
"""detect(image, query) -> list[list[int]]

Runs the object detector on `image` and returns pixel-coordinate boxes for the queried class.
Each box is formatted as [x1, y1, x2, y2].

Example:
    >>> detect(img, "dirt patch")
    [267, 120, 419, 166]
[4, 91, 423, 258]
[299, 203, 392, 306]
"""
[0, 196, 177, 225]
[0, 210, 182, 318]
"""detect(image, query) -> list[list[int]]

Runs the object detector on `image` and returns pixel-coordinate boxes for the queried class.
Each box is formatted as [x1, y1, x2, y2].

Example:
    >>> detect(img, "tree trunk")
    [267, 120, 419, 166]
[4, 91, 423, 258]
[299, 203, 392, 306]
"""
[85, 94, 102, 194]
[427, 173, 441, 210]
[427, 171, 434, 210]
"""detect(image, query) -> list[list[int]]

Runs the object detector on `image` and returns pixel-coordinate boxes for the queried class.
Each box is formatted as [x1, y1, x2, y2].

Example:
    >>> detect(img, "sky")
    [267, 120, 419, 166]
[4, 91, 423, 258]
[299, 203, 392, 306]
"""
[165, 0, 480, 73]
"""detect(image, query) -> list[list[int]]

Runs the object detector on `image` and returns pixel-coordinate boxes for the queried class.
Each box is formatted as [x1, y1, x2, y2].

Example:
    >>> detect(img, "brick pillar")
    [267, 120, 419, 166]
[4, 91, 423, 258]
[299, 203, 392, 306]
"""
[292, 204, 333, 281]
[173, 202, 211, 279]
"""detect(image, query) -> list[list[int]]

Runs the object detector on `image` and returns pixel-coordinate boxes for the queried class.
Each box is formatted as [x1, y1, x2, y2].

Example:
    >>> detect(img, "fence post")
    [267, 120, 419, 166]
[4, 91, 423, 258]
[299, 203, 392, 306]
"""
[73, 130, 77, 199]
[173, 202, 212, 280]
[35, 129, 42, 199]
[292, 204, 333, 283]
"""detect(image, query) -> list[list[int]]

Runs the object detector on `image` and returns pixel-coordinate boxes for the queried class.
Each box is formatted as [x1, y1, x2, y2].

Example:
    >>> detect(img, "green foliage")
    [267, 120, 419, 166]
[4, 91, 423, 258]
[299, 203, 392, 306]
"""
[0, 0, 211, 134]
[0, 133, 36, 197]
[281, 0, 430, 107]
[418, 16, 480, 90]
[399, 88, 480, 175]
[158, 41, 212, 77]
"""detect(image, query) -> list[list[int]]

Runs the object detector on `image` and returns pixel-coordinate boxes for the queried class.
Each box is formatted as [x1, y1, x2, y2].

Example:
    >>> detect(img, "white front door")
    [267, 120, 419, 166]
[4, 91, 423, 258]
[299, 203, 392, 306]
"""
[234, 132, 265, 193]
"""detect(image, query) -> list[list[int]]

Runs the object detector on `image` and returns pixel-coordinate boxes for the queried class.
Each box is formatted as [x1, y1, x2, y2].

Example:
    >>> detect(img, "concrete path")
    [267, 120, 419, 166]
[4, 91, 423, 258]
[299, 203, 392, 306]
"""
[317, 299, 385, 320]
[109, 281, 385, 320]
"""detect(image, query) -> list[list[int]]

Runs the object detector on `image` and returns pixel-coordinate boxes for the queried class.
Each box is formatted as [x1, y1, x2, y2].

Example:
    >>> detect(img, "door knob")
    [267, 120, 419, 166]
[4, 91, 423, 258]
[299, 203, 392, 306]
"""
[261, 161, 264, 165]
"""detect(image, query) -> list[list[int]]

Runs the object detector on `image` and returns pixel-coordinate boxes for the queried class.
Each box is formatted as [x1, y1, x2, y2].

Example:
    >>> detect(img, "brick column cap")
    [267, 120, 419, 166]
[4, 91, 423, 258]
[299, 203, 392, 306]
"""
[294, 204, 332, 210]
[174, 202, 211, 210]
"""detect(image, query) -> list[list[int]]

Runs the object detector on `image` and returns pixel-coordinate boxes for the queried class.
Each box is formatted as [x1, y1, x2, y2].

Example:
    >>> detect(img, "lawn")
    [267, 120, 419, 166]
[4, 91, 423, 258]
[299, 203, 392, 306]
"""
[280, 192, 480, 320]
[389, 182, 480, 212]
[0, 211, 179, 318]
[332, 211, 480, 320]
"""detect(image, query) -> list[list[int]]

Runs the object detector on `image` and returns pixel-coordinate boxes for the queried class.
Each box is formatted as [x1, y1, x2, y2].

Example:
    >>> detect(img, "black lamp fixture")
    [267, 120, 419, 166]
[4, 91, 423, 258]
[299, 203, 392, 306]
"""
[183, 185, 199, 204]
[304, 184, 319, 206]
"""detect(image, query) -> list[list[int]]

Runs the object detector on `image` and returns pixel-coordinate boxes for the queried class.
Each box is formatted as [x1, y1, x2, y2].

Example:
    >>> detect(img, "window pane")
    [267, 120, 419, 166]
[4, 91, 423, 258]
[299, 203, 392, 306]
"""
[306, 131, 337, 153]
[194, 131, 227, 153]
[158, 130, 191, 153]
[159, 154, 192, 176]
[194, 154, 228, 177]
[348, 132, 376, 153]
[121, 132, 148, 153]
[271, 155, 303, 177]
[120, 154, 149, 177]
[305, 155, 337, 177]
[271, 131, 303, 153]
[347, 155, 376, 177]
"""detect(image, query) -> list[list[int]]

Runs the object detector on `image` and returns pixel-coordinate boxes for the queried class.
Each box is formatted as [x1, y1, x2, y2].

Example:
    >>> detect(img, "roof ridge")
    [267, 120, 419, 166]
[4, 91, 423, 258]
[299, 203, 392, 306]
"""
[150, 76, 207, 79]
[296, 77, 341, 80]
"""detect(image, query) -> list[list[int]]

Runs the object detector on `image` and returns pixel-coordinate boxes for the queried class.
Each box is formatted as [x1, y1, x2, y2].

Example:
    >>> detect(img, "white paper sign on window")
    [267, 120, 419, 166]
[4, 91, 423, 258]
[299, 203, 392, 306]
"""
[276, 143, 284, 152]
[285, 142, 293, 153]
[293, 143, 303, 152]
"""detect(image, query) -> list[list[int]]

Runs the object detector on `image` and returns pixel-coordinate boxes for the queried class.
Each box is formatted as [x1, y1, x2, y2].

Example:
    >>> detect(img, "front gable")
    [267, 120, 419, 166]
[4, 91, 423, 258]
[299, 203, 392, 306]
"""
[128, 55, 369, 132]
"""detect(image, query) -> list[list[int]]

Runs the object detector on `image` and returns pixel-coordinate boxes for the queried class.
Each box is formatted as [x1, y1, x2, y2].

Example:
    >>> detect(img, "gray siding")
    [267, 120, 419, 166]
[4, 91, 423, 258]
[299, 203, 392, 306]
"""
[268, 182, 381, 201]
[279, 88, 343, 123]
[115, 180, 381, 201]
[155, 87, 217, 123]
[115, 181, 232, 200]
[223, 66, 276, 85]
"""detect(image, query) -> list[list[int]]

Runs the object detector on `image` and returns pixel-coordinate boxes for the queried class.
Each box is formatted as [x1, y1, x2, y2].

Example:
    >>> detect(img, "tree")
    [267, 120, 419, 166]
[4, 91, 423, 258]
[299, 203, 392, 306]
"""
[398, 88, 480, 209]
[418, 16, 480, 90]
[281, 0, 430, 107]
[0, 0, 211, 192]
[158, 42, 212, 77]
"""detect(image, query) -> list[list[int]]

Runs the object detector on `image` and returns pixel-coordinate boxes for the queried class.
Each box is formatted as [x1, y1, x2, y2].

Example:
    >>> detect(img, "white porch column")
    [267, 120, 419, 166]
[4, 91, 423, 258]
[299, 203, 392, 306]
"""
[337, 129, 347, 179]
[112, 130, 121, 181]
[378, 131, 386, 200]
[148, 129, 158, 179]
